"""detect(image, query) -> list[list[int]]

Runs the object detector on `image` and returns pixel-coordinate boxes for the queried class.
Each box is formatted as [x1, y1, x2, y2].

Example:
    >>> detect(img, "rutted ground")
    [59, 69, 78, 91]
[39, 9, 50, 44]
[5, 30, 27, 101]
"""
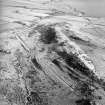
[0, 0, 105, 105]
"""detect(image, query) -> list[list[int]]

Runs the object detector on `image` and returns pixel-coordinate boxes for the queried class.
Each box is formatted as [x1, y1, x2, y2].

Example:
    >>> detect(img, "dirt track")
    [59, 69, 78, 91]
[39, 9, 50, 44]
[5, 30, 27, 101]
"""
[0, 0, 105, 105]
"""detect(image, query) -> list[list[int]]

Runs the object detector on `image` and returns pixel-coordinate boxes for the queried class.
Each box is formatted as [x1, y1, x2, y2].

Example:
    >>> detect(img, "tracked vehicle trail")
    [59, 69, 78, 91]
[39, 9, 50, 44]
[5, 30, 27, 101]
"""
[1, 1, 105, 104]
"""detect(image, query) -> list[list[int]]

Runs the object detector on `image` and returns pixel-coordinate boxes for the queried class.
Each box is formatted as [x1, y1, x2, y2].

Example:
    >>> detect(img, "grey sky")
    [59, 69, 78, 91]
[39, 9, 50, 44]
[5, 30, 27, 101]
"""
[68, 0, 105, 17]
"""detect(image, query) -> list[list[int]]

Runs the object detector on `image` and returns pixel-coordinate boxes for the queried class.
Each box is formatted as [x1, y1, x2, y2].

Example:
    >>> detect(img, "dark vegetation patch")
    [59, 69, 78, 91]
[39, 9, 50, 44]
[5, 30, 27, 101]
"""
[56, 50, 105, 89]
[56, 50, 91, 76]
[67, 71, 80, 81]
[65, 66, 83, 81]
[75, 83, 96, 105]
[52, 58, 83, 81]
[76, 83, 94, 97]
[39, 26, 57, 44]
[76, 99, 92, 105]
[95, 78, 105, 91]
[56, 49, 105, 84]
[52, 59, 64, 71]
[0, 49, 11, 54]
[26, 91, 42, 105]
